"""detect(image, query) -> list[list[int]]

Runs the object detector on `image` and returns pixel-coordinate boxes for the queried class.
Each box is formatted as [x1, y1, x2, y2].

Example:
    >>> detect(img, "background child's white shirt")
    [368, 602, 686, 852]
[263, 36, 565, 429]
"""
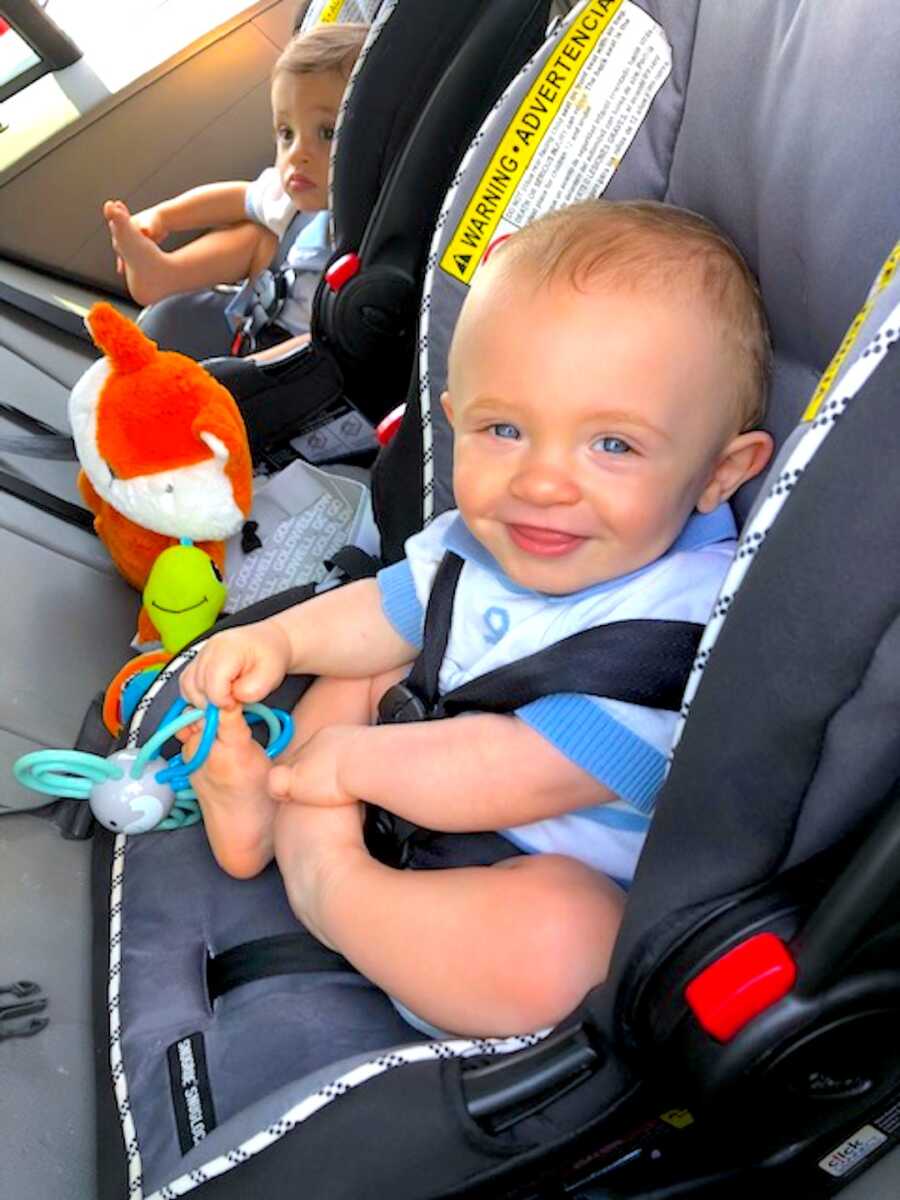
[376, 507, 736, 885]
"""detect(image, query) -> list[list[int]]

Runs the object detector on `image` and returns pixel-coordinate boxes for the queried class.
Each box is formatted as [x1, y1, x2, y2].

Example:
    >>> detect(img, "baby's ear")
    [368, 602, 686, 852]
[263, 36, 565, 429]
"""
[440, 391, 455, 427]
[696, 430, 774, 513]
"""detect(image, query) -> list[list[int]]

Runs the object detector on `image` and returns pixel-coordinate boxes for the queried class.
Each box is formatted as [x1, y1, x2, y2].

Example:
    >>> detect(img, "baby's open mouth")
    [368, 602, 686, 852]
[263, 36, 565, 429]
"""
[506, 524, 586, 556]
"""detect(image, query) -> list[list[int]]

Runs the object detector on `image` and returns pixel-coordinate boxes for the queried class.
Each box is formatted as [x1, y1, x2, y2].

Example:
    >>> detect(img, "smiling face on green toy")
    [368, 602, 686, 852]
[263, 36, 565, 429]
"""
[142, 541, 227, 655]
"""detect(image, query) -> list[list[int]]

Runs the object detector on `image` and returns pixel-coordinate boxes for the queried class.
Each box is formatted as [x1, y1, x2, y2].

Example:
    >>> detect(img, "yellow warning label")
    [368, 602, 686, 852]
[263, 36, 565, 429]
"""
[440, 0, 625, 285]
[803, 239, 900, 421]
[317, 0, 345, 24]
[660, 1108, 695, 1129]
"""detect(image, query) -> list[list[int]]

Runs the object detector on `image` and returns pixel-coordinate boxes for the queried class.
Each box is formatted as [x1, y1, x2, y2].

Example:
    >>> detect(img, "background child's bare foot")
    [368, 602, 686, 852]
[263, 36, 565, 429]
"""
[178, 706, 276, 878]
[104, 199, 179, 306]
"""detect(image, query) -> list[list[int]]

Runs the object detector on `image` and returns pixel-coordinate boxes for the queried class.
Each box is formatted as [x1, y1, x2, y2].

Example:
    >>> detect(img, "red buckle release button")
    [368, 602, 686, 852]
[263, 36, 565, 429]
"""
[684, 932, 796, 1042]
[325, 252, 361, 292]
[375, 404, 406, 446]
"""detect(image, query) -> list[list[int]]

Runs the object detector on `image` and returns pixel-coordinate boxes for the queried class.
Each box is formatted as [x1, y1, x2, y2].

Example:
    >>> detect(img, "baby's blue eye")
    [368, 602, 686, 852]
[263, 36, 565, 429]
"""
[277, 126, 293, 144]
[594, 435, 631, 455]
[490, 423, 520, 440]
[319, 125, 336, 142]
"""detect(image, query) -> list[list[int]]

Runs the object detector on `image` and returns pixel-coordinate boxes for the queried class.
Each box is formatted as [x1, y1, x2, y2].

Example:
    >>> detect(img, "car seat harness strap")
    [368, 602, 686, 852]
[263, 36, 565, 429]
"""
[0, 466, 96, 532]
[369, 550, 704, 866]
[229, 212, 306, 355]
[207, 932, 353, 1002]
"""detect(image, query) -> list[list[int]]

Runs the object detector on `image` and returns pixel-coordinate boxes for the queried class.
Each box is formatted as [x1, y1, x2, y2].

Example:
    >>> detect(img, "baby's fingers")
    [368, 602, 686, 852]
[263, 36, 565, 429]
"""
[231, 660, 282, 705]
[179, 662, 209, 711]
[185, 646, 244, 709]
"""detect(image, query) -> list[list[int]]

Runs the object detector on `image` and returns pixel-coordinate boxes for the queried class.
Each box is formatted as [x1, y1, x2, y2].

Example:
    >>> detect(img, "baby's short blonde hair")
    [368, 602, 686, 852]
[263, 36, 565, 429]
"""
[274, 21, 368, 81]
[493, 200, 771, 431]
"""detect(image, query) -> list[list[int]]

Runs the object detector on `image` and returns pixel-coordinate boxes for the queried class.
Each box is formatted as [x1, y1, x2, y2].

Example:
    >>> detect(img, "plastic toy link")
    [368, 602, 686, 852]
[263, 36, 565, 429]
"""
[14, 701, 293, 835]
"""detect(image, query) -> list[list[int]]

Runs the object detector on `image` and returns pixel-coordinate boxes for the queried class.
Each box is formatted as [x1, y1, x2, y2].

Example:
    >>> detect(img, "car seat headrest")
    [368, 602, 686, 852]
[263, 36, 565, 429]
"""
[664, 0, 900, 520]
[374, 0, 900, 555]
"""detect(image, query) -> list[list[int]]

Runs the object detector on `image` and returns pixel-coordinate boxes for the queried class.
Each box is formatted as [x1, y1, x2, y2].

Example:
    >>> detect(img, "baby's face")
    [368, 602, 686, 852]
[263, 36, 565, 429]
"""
[271, 68, 347, 212]
[444, 265, 743, 595]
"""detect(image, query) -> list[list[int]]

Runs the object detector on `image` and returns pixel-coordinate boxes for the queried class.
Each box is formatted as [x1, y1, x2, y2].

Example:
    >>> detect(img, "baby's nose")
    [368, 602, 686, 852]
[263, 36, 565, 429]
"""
[510, 461, 581, 506]
[289, 136, 310, 164]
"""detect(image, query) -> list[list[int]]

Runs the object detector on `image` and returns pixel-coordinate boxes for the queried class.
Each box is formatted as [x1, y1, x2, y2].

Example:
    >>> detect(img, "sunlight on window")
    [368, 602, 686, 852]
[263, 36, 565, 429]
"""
[0, 71, 77, 172]
[44, 0, 259, 91]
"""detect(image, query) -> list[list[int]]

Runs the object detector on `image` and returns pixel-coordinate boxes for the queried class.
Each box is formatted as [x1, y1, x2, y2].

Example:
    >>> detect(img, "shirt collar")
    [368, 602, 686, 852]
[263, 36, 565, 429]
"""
[442, 503, 737, 599]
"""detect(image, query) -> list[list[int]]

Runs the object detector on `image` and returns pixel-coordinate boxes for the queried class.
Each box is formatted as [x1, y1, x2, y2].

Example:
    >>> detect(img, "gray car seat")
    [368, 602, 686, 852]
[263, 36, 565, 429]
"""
[4, 1, 900, 1198]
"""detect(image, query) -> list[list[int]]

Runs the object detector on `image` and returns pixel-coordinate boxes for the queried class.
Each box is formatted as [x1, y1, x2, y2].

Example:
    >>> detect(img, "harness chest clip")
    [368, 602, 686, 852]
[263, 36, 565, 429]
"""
[377, 682, 432, 724]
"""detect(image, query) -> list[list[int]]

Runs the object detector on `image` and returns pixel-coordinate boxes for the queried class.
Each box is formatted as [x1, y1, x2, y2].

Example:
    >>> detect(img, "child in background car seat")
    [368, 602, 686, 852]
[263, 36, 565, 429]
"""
[102, 22, 366, 362]
[179, 200, 774, 1038]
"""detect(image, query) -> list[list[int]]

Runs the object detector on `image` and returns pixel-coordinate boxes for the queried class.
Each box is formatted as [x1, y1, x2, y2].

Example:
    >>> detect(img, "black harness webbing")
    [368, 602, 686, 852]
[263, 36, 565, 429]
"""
[369, 550, 704, 866]
[207, 933, 351, 1002]
[379, 551, 704, 721]
[0, 467, 96, 532]
[0, 400, 79, 458]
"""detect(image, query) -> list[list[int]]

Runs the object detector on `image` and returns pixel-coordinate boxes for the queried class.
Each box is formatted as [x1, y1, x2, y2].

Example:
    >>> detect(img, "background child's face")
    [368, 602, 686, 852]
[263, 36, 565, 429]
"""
[271, 69, 347, 212]
[443, 264, 747, 595]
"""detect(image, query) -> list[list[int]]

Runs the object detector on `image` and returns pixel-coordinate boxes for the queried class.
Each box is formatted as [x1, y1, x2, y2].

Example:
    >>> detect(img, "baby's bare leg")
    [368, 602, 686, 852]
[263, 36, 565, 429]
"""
[104, 199, 277, 305]
[275, 802, 625, 1037]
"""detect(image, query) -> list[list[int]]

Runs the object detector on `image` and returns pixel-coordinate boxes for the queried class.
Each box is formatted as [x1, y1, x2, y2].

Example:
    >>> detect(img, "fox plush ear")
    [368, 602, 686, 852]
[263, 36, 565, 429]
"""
[86, 302, 157, 373]
[193, 406, 253, 518]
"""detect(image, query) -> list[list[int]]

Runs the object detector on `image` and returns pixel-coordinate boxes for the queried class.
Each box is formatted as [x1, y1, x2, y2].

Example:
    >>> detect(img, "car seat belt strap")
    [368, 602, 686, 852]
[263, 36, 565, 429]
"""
[440, 618, 705, 716]
[403, 550, 465, 710]
[0, 400, 78, 458]
[0, 467, 96, 532]
[370, 552, 703, 866]
[230, 212, 306, 354]
[207, 933, 354, 1001]
[382, 551, 704, 718]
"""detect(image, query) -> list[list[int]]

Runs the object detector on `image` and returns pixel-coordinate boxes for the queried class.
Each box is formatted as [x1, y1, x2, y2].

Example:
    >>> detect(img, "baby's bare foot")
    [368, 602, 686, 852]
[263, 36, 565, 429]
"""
[181, 706, 276, 878]
[273, 800, 367, 946]
[104, 199, 178, 306]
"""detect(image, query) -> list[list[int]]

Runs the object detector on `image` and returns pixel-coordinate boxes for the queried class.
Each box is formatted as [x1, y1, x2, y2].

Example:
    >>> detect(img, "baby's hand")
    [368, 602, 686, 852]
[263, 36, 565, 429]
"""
[269, 726, 361, 807]
[180, 622, 292, 711]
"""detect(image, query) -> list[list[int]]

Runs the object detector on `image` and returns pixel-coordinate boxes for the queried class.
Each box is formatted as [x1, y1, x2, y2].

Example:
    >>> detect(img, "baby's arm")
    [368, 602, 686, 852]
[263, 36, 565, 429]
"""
[271, 710, 614, 826]
[181, 579, 418, 710]
[133, 181, 254, 241]
[104, 182, 277, 304]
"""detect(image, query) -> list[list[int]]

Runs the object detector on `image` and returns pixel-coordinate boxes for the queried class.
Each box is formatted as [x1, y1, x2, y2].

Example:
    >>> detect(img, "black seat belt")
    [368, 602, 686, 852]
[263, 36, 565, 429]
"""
[368, 551, 703, 865]
[0, 467, 96, 532]
[0, 398, 92, 526]
[0, 398, 78, 459]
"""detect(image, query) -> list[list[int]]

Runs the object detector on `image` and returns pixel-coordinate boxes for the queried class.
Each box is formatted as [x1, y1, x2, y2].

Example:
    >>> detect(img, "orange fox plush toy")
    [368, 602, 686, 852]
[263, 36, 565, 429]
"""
[69, 303, 252, 638]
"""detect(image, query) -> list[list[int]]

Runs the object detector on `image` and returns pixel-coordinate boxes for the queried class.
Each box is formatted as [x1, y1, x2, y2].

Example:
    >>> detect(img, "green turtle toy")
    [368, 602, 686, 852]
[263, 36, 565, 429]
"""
[141, 538, 228, 655]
